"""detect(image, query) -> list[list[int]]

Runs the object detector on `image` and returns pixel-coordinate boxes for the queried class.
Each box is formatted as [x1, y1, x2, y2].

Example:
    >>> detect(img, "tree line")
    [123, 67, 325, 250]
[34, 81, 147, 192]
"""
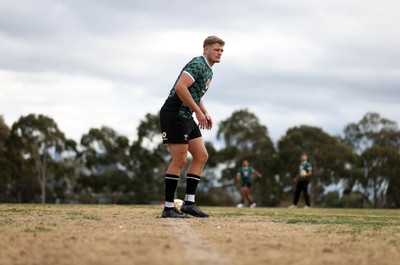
[0, 111, 399, 208]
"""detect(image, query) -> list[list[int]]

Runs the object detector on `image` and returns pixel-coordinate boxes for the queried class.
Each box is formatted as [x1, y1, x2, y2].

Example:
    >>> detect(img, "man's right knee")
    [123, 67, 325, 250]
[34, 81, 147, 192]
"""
[172, 157, 187, 169]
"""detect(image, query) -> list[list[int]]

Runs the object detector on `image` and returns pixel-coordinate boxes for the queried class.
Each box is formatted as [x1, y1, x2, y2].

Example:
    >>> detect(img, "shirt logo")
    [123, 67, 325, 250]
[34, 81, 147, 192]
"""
[184, 134, 188, 141]
[202, 79, 211, 93]
[206, 79, 211, 89]
[162, 132, 167, 140]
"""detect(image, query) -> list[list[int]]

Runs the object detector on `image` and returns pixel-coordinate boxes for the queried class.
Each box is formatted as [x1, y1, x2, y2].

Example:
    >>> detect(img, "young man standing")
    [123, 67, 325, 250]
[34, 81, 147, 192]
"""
[236, 160, 262, 208]
[289, 154, 312, 208]
[160, 36, 225, 218]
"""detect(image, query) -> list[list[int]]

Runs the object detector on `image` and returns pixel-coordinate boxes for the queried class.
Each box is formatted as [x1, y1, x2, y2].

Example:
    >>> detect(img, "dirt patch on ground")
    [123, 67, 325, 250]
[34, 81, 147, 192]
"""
[196, 216, 400, 265]
[0, 205, 399, 265]
[0, 205, 183, 265]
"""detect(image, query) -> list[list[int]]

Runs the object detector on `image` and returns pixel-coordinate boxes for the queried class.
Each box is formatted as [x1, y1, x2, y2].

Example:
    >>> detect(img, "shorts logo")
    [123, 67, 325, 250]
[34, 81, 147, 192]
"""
[184, 134, 188, 141]
[162, 132, 168, 140]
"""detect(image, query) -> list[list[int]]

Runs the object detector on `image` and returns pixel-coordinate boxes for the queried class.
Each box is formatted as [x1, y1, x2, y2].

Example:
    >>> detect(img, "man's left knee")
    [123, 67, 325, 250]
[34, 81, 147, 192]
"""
[195, 150, 208, 163]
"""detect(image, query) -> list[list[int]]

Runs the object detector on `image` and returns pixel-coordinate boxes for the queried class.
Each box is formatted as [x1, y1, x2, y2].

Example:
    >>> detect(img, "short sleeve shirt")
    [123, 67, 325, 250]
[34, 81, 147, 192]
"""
[299, 161, 312, 174]
[162, 56, 213, 119]
[238, 167, 254, 184]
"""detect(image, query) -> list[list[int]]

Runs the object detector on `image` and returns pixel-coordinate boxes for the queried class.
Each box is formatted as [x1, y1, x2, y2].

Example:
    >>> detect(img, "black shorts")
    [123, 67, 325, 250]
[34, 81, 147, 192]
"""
[160, 112, 202, 144]
[242, 183, 252, 188]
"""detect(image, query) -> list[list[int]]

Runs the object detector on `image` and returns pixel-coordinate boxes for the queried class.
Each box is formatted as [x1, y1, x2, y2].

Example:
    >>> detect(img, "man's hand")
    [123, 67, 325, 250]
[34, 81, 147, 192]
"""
[199, 100, 212, 130]
[204, 113, 213, 130]
[294, 176, 298, 183]
[196, 111, 208, 129]
[196, 111, 213, 130]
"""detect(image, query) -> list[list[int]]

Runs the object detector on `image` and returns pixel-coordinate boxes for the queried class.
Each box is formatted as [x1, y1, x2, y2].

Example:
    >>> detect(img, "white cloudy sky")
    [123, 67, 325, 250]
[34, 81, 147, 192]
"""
[0, 0, 399, 144]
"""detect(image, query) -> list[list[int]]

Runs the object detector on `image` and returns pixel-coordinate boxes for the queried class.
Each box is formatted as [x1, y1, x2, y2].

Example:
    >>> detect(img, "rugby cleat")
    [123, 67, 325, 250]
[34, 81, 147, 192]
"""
[162, 207, 189, 218]
[180, 203, 209, 218]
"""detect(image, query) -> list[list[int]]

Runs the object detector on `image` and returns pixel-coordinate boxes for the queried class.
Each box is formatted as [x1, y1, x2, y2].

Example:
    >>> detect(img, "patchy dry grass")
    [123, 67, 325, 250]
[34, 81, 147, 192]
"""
[0, 204, 399, 265]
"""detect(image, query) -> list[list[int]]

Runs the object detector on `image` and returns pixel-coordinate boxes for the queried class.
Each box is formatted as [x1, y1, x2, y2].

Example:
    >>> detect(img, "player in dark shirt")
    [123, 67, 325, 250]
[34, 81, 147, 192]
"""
[236, 160, 262, 208]
[160, 36, 225, 218]
[289, 154, 312, 208]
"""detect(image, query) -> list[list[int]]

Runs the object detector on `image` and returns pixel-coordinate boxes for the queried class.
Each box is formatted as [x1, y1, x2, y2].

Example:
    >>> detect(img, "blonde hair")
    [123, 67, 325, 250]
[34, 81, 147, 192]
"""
[203, 36, 225, 47]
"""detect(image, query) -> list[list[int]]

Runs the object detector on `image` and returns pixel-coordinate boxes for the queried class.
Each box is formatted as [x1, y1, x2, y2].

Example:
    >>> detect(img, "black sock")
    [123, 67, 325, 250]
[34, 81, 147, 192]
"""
[184, 174, 200, 205]
[164, 174, 179, 209]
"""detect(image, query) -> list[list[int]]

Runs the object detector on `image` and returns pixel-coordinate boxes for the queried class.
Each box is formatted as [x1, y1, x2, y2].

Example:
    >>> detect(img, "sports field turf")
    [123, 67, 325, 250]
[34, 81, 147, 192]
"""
[0, 204, 399, 265]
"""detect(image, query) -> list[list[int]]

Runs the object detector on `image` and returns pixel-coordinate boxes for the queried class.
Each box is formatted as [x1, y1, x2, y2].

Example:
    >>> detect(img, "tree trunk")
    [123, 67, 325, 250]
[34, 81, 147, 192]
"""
[41, 152, 47, 204]
[373, 178, 377, 208]
[311, 162, 318, 206]
[33, 145, 47, 204]
[41, 181, 46, 203]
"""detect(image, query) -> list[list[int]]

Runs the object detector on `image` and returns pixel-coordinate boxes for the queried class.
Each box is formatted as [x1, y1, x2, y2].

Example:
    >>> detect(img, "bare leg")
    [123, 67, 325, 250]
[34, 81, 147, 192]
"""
[163, 144, 188, 212]
[179, 137, 210, 217]
[243, 187, 254, 203]
[166, 144, 188, 175]
[240, 187, 246, 203]
[246, 192, 254, 204]
[187, 137, 208, 175]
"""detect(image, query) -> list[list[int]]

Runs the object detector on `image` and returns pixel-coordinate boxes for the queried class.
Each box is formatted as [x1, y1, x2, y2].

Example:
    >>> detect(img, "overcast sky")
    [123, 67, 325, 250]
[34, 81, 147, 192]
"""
[0, 0, 399, 145]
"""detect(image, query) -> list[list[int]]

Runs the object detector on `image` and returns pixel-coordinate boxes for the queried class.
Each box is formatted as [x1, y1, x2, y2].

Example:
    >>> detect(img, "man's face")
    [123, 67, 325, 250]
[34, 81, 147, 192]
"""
[301, 155, 307, 162]
[243, 160, 249, 167]
[204, 43, 224, 64]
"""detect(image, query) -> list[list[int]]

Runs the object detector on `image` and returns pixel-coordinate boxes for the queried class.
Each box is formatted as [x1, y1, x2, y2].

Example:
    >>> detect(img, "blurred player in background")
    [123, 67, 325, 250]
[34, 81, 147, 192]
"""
[289, 154, 312, 208]
[160, 36, 225, 218]
[236, 160, 262, 208]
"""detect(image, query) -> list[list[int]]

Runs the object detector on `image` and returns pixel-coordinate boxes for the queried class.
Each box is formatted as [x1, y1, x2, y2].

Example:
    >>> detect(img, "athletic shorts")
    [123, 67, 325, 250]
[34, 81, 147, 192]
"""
[160, 112, 202, 144]
[242, 183, 252, 188]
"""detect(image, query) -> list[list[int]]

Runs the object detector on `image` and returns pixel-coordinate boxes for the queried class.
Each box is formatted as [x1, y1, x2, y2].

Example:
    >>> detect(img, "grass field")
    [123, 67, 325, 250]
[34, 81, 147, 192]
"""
[0, 204, 399, 265]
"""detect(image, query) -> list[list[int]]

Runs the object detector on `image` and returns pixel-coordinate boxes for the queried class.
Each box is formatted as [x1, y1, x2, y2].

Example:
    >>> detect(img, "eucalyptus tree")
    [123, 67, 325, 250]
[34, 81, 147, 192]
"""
[278, 125, 355, 205]
[217, 109, 278, 206]
[10, 114, 67, 203]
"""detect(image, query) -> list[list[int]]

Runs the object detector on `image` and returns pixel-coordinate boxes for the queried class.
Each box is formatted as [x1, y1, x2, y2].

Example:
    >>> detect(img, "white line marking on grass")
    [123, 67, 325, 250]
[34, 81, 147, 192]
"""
[169, 220, 233, 265]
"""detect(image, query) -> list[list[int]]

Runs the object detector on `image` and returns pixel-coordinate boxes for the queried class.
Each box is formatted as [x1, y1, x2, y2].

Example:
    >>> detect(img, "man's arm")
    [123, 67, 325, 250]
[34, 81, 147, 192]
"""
[174, 73, 208, 129]
[199, 100, 213, 130]
[253, 170, 262, 178]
